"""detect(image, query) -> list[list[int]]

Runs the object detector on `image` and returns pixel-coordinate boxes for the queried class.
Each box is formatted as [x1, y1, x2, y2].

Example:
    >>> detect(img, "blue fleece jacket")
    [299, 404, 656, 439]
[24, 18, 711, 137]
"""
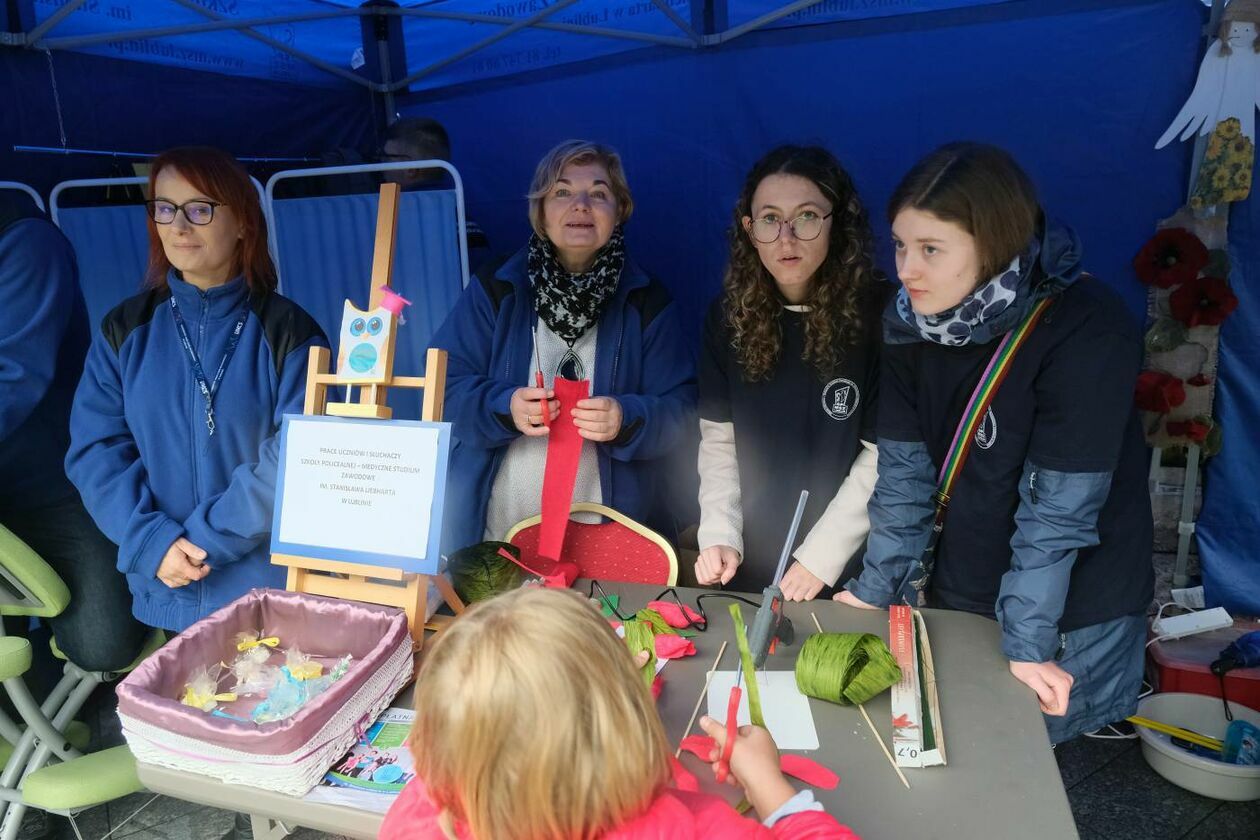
[66, 272, 326, 631]
[0, 216, 87, 511]
[433, 246, 697, 552]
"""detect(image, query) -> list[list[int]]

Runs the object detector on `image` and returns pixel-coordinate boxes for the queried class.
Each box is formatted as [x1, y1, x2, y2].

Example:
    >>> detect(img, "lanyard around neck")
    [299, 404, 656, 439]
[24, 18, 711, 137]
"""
[169, 295, 249, 436]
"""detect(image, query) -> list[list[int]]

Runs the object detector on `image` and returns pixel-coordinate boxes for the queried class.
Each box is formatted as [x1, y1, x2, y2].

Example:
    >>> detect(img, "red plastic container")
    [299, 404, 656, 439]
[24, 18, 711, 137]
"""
[1146, 619, 1260, 713]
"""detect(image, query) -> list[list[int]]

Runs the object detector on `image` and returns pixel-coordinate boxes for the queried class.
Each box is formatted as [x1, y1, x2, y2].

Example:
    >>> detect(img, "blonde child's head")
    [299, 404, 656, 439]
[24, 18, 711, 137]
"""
[411, 587, 672, 840]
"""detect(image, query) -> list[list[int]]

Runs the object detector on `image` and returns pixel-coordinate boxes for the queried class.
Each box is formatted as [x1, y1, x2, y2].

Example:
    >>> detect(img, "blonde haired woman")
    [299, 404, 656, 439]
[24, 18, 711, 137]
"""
[433, 139, 695, 550]
[380, 587, 856, 839]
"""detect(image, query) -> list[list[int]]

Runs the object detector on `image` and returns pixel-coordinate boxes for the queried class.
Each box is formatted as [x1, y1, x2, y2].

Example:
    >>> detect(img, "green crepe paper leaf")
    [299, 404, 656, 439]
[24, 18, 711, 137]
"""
[728, 603, 765, 728]
[623, 619, 656, 691]
[1203, 422, 1224, 457]
[1206, 249, 1230, 278]
[635, 608, 679, 636]
[1145, 318, 1188, 354]
[597, 593, 620, 619]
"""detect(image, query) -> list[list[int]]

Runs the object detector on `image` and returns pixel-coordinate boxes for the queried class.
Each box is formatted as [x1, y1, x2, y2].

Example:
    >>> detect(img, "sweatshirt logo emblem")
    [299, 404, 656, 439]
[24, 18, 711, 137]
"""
[975, 407, 998, 450]
[821, 378, 859, 421]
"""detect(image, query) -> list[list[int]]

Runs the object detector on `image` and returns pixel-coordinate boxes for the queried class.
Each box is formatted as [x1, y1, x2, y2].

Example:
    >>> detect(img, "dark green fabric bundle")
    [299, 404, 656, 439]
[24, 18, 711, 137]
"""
[447, 541, 524, 604]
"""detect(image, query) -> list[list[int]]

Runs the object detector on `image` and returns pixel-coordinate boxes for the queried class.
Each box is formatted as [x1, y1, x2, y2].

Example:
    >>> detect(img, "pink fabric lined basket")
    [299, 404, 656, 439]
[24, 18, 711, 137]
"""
[117, 588, 414, 795]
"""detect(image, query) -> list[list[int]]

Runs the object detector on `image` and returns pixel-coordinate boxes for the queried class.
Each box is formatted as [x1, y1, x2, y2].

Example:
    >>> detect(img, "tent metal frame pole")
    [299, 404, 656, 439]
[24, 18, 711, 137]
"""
[21, 0, 86, 45]
[1167, 0, 1227, 589]
[394, 0, 583, 89]
[650, 0, 703, 44]
[711, 0, 826, 44]
[165, 0, 383, 91]
[34, 9, 362, 50]
[397, 8, 695, 48]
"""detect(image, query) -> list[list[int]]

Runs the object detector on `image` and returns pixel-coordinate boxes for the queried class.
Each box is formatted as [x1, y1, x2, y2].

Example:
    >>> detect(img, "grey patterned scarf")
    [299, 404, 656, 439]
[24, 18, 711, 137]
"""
[528, 227, 626, 346]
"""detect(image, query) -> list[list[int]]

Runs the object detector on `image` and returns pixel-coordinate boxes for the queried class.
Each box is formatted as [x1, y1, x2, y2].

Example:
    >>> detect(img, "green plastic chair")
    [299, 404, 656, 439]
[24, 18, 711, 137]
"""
[0, 523, 164, 840]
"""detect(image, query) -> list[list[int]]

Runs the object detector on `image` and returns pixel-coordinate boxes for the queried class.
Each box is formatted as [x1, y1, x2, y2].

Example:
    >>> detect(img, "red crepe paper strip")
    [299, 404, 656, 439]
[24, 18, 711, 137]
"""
[670, 757, 700, 792]
[495, 547, 577, 589]
[538, 377, 590, 562]
[678, 734, 715, 761]
[647, 600, 704, 629]
[677, 735, 840, 790]
[778, 755, 840, 790]
[655, 635, 697, 660]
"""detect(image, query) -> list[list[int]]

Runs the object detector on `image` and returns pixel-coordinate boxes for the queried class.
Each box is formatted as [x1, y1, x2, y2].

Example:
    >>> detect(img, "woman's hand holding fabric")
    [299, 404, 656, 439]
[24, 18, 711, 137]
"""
[695, 545, 740, 585]
[157, 537, 210, 588]
[1009, 660, 1074, 716]
[779, 561, 825, 601]
[571, 396, 622, 442]
[509, 386, 557, 436]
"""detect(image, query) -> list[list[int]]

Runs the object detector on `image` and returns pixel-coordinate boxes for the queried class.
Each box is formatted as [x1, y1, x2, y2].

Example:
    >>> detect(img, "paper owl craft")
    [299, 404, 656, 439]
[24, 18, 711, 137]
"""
[336, 302, 395, 382]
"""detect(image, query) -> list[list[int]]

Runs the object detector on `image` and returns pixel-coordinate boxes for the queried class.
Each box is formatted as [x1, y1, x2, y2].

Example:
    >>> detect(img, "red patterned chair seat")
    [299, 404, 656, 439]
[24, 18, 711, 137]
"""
[505, 502, 677, 586]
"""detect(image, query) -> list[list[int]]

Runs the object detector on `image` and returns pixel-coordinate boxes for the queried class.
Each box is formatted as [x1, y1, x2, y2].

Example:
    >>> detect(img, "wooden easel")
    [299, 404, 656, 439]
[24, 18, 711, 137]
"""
[271, 183, 466, 647]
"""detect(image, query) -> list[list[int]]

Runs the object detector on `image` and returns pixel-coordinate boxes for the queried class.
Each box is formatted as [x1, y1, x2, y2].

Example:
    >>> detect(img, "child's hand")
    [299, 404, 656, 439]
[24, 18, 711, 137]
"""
[698, 716, 797, 818]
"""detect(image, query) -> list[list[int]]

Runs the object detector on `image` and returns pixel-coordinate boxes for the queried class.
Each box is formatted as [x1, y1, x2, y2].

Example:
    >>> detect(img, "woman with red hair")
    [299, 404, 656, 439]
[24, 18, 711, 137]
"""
[67, 147, 328, 632]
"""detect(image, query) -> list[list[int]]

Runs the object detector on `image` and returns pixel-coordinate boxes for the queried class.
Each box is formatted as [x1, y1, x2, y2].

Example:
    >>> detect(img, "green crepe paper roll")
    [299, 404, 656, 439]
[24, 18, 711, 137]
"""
[795, 633, 901, 706]
[446, 541, 524, 604]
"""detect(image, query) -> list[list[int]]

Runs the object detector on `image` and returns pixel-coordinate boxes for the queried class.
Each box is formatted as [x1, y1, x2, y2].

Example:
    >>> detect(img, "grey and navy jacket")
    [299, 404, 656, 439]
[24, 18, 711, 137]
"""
[432, 245, 697, 553]
[66, 271, 326, 632]
[848, 220, 1154, 662]
[0, 203, 88, 512]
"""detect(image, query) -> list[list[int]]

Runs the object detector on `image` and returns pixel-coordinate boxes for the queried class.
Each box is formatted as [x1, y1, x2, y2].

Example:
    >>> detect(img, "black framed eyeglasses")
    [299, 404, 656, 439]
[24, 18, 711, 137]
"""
[749, 211, 834, 244]
[145, 199, 224, 226]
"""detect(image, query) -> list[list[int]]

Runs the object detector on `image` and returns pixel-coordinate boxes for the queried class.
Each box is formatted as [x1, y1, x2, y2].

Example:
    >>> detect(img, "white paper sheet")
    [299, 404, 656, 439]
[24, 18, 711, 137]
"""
[706, 670, 819, 750]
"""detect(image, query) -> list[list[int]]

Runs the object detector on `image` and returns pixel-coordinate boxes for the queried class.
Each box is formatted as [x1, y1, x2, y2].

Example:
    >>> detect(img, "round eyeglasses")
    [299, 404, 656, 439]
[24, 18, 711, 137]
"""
[145, 199, 225, 226]
[749, 211, 833, 244]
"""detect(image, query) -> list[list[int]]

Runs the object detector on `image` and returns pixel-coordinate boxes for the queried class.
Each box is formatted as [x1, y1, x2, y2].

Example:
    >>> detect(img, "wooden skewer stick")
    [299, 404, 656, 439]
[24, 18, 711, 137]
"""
[676, 641, 729, 758]
[811, 611, 911, 790]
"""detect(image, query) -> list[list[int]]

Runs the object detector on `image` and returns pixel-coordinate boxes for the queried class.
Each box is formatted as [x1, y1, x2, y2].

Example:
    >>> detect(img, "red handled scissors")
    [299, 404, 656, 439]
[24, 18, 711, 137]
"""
[531, 324, 550, 428]
[715, 670, 743, 783]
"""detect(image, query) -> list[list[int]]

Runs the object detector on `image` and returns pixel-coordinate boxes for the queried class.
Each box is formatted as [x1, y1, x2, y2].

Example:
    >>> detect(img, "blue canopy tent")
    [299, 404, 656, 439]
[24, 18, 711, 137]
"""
[2, 0, 1257, 612]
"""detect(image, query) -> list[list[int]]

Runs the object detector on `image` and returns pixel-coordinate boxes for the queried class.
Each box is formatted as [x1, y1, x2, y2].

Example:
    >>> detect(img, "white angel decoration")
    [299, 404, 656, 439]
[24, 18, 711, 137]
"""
[1157, 2, 1260, 207]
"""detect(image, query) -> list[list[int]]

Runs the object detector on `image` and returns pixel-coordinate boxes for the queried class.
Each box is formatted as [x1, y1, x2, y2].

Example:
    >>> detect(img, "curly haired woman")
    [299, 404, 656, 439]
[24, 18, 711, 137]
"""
[695, 146, 887, 598]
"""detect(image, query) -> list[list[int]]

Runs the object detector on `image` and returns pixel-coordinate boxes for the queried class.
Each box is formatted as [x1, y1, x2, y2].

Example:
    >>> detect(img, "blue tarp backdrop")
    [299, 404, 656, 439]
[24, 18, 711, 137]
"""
[3, 0, 1257, 608]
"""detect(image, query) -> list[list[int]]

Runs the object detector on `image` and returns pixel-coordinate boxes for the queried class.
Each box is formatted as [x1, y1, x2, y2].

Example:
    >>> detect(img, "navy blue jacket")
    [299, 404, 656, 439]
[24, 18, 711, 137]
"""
[66, 272, 326, 631]
[0, 212, 88, 511]
[849, 221, 1154, 662]
[433, 246, 697, 551]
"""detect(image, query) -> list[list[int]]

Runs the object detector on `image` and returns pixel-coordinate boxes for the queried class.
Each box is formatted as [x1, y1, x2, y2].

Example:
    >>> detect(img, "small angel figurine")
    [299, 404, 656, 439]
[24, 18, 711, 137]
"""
[1157, 2, 1260, 207]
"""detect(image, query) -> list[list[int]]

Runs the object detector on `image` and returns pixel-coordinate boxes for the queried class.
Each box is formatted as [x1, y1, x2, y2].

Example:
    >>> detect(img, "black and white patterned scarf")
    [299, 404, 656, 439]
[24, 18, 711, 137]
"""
[528, 227, 626, 346]
[895, 240, 1039, 347]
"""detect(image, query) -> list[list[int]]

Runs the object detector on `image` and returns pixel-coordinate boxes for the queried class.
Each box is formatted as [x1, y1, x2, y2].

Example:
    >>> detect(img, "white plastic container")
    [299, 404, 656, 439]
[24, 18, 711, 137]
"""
[1136, 692, 1260, 801]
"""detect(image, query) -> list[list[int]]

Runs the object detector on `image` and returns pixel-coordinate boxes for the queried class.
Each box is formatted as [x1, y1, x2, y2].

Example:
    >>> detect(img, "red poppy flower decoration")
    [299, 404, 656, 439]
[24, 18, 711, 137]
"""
[1134, 370, 1186, 414]
[1169, 275, 1239, 328]
[1165, 419, 1211, 443]
[1133, 228, 1209, 288]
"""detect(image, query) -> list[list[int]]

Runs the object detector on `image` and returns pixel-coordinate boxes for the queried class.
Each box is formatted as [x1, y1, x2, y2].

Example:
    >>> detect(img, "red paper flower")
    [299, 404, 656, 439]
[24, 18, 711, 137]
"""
[1134, 370, 1186, 414]
[1133, 228, 1209, 288]
[1165, 419, 1211, 443]
[1169, 275, 1239, 327]
[654, 635, 696, 660]
[646, 600, 704, 629]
